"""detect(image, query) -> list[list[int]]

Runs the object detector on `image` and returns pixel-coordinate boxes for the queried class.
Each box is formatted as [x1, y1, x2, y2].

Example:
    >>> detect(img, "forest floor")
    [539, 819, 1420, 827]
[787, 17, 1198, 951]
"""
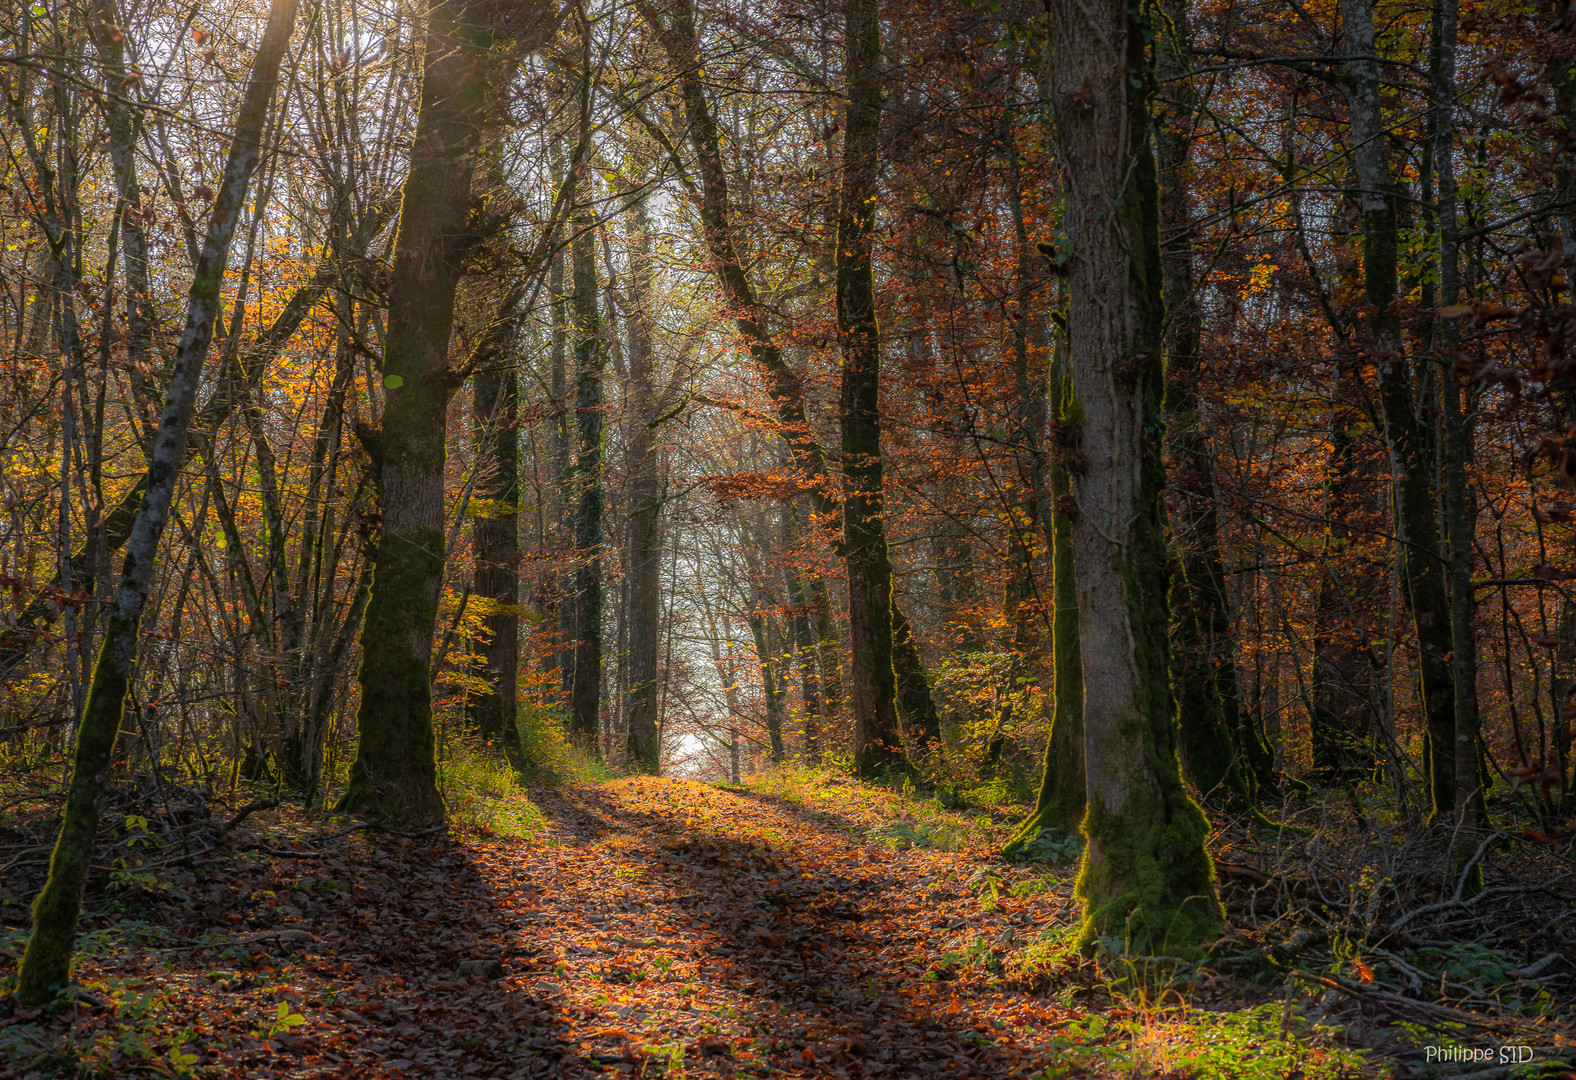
[0, 769, 1569, 1079]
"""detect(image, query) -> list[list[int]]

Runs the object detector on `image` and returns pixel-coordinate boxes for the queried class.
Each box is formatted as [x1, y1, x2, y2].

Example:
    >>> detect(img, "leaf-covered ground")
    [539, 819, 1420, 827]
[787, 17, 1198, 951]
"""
[3, 775, 1390, 1077]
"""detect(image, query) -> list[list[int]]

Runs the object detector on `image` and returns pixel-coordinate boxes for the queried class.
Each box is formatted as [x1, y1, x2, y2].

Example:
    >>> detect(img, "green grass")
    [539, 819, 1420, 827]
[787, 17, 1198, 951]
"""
[436, 737, 544, 839]
[1024, 1002, 1372, 1079]
[742, 765, 1020, 852]
[514, 702, 614, 785]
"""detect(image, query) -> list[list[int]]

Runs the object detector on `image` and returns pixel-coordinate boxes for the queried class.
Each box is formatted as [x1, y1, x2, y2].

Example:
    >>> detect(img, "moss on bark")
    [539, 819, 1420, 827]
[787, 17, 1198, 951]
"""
[16, 619, 129, 1003]
[1008, 355, 1085, 854]
[1046, 0, 1222, 956]
[339, 0, 500, 819]
[341, 523, 446, 819]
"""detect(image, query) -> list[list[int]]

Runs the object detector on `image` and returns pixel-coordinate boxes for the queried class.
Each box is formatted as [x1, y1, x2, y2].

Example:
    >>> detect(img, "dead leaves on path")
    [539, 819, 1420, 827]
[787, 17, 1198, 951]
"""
[3, 777, 1088, 1078]
[508, 776, 1083, 1077]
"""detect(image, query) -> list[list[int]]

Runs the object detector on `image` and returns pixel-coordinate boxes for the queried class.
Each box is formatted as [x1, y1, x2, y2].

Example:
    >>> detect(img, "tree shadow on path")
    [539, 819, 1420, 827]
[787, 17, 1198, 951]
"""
[503, 778, 1063, 1078]
[2, 811, 594, 1080]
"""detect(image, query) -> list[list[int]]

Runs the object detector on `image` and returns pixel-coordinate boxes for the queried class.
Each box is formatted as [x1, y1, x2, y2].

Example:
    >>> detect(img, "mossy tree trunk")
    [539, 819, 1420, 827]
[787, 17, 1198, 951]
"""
[1045, 0, 1222, 953]
[1156, 5, 1262, 808]
[1007, 337, 1086, 854]
[15, 0, 300, 1005]
[1340, 0, 1457, 820]
[340, 0, 504, 819]
[837, 0, 902, 778]
[624, 189, 664, 774]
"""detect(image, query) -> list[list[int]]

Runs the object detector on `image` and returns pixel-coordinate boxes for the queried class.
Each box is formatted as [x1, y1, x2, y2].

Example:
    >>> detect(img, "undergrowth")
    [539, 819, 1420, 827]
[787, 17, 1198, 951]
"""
[513, 701, 614, 785]
[742, 765, 1019, 851]
[436, 736, 543, 839]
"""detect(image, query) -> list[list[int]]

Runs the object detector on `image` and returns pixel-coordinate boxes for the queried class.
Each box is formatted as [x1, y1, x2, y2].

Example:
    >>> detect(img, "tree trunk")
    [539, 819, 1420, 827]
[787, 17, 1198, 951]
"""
[16, 0, 300, 1004]
[1340, 0, 1456, 820]
[568, 206, 605, 755]
[837, 0, 902, 778]
[341, 0, 503, 819]
[1157, 5, 1259, 807]
[1045, 0, 1222, 953]
[624, 191, 664, 773]
[1430, 0, 1486, 872]
[746, 609, 787, 765]
[90, 0, 157, 429]
[468, 321, 522, 753]
[781, 499, 824, 760]
[548, 136, 575, 704]
[1007, 326, 1085, 853]
[1309, 356, 1382, 781]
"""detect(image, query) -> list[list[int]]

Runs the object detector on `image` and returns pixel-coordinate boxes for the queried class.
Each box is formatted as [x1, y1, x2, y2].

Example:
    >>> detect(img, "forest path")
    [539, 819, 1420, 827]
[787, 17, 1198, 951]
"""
[485, 775, 1081, 1077]
[1, 776, 1090, 1079]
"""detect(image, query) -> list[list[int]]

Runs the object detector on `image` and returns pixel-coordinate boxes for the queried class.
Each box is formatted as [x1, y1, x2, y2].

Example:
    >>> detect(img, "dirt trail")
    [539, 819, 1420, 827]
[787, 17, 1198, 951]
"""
[3, 776, 1082, 1079]
[490, 776, 1076, 1077]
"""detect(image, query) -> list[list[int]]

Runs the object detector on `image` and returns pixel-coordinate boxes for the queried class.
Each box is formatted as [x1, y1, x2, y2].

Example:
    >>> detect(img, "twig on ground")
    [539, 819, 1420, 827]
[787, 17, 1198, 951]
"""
[218, 797, 281, 838]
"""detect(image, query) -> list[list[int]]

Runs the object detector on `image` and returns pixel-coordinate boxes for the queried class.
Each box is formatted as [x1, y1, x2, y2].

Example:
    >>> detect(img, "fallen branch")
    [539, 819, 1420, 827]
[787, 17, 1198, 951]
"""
[218, 797, 280, 838]
[1388, 883, 1550, 935]
[148, 928, 315, 952]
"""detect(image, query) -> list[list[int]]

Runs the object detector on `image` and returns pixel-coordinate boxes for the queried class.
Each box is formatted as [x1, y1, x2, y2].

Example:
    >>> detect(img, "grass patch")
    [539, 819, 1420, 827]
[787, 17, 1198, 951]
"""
[514, 702, 614, 785]
[437, 737, 544, 839]
[1105, 1002, 1369, 1080]
[742, 766, 1019, 852]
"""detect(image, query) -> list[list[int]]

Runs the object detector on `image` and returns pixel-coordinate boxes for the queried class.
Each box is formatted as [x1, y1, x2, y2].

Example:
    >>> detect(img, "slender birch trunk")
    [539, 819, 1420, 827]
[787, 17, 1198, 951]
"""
[15, 0, 301, 1003]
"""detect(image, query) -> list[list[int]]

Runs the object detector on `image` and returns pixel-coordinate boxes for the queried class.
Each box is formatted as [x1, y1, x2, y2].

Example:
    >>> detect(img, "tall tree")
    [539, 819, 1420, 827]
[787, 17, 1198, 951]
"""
[1339, 0, 1457, 819]
[468, 305, 524, 753]
[1007, 321, 1085, 853]
[15, 0, 302, 1004]
[1429, 0, 1486, 866]
[1157, 2, 1264, 806]
[566, 29, 605, 754]
[624, 187, 665, 773]
[340, 0, 535, 817]
[838, 0, 903, 777]
[1045, 0, 1222, 951]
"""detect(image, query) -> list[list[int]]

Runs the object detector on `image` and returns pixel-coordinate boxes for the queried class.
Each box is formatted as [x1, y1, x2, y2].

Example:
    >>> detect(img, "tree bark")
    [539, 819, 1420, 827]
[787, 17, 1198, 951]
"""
[568, 204, 605, 756]
[1157, 4, 1260, 807]
[16, 0, 300, 1004]
[468, 313, 523, 753]
[548, 134, 576, 704]
[781, 499, 824, 760]
[340, 0, 504, 819]
[1429, 0, 1486, 871]
[624, 190, 664, 773]
[1045, 0, 1222, 953]
[1007, 321, 1085, 853]
[837, 0, 902, 778]
[1340, 0, 1457, 819]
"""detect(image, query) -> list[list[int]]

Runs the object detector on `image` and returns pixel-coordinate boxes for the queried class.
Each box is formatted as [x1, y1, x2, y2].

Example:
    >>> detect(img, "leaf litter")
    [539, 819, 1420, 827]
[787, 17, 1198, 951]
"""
[1, 775, 1374, 1078]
